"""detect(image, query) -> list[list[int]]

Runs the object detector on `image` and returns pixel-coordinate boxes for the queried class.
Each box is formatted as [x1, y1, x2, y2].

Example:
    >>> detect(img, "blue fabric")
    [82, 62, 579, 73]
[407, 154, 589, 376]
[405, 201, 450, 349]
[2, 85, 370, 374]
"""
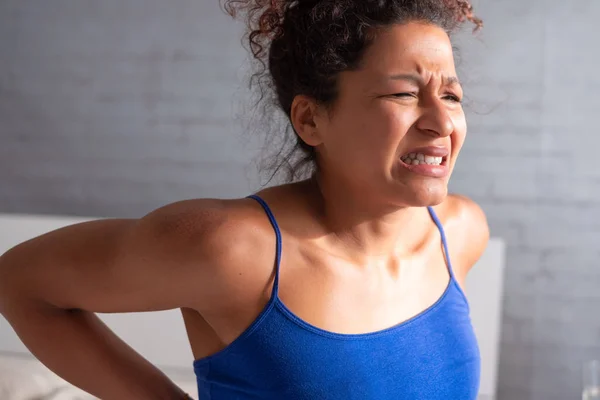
[193, 195, 480, 399]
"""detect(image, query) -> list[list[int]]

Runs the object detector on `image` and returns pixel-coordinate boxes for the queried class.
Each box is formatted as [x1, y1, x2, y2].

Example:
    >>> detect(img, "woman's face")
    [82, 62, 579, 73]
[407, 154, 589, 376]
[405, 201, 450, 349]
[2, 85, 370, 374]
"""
[314, 22, 466, 207]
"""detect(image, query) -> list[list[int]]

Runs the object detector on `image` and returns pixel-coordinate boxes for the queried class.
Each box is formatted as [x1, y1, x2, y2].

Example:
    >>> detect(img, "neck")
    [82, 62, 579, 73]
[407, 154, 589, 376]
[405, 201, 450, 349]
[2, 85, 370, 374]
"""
[305, 175, 434, 261]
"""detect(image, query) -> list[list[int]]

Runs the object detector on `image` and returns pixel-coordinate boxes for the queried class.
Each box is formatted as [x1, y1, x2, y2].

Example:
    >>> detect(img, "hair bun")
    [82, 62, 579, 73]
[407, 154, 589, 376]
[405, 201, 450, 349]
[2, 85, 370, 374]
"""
[444, 0, 483, 31]
[222, 0, 292, 61]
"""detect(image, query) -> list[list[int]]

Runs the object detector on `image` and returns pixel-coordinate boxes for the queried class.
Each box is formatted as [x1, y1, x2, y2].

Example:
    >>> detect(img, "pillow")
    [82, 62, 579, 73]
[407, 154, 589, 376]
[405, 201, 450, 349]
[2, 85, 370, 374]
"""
[0, 353, 95, 399]
[0, 353, 197, 400]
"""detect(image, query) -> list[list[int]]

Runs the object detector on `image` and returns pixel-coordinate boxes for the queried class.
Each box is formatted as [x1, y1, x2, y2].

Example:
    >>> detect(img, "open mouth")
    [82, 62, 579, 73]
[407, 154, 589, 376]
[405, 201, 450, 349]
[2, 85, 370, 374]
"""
[400, 152, 447, 166]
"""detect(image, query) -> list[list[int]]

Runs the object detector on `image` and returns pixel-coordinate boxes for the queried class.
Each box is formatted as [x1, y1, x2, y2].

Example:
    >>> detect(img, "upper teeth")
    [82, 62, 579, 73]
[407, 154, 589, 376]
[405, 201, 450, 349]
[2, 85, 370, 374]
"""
[401, 152, 443, 166]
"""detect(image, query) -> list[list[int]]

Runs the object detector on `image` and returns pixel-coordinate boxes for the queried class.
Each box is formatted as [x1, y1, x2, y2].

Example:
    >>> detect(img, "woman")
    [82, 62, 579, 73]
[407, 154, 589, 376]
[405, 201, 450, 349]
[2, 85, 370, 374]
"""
[0, 0, 488, 399]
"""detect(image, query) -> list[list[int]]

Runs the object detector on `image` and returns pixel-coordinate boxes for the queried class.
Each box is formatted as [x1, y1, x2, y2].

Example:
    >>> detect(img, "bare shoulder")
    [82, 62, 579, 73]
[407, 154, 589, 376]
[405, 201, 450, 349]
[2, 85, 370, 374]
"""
[140, 197, 278, 309]
[142, 197, 271, 256]
[434, 194, 489, 277]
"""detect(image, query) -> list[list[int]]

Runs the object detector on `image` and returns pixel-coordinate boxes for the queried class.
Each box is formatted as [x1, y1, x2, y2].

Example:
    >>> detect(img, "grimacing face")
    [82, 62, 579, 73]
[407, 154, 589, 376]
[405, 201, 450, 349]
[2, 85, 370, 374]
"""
[309, 22, 466, 208]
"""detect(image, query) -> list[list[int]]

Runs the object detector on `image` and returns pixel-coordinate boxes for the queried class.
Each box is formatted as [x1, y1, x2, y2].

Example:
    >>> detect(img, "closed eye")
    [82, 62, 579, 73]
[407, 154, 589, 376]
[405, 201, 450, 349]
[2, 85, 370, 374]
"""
[389, 92, 462, 104]
[391, 92, 417, 99]
[443, 94, 462, 103]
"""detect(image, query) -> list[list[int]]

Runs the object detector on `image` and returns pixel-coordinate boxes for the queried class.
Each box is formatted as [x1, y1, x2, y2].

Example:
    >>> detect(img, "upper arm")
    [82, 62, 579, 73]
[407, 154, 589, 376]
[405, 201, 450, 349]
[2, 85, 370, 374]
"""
[443, 194, 489, 278]
[0, 199, 251, 314]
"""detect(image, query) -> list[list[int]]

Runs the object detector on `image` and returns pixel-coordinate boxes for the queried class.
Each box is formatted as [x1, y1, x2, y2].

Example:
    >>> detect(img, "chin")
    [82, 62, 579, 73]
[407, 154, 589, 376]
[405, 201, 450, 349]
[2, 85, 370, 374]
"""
[393, 181, 448, 207]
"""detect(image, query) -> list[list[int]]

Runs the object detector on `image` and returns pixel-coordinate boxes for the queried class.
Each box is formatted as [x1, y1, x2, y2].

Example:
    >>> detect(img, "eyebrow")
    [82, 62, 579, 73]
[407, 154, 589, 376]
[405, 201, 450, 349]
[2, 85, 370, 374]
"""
[388, 73, 460, 86]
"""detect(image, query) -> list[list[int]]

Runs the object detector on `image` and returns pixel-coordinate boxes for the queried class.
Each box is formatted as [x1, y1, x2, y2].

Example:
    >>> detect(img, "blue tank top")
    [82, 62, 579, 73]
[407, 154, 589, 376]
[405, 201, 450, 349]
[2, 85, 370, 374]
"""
[193, 195, 480, 399]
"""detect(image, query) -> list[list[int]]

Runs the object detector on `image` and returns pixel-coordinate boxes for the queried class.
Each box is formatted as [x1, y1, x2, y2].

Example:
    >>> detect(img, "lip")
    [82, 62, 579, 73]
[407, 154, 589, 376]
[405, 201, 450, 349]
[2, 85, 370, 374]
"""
[401, 146, 450, 158]
[398, 146, 450, 178]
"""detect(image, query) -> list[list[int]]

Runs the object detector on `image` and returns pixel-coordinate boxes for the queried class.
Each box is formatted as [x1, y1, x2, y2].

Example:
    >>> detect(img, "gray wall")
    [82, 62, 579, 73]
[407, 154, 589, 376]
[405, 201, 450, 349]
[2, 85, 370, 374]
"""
[1, 1, 599, 399]
[453, 1, 600, 399]
[0, 0, 259, 218]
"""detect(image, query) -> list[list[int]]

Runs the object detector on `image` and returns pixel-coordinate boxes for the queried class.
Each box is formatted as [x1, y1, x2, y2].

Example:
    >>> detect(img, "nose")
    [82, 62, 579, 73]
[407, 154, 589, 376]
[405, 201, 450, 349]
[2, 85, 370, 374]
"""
[415, 100, 455, 138]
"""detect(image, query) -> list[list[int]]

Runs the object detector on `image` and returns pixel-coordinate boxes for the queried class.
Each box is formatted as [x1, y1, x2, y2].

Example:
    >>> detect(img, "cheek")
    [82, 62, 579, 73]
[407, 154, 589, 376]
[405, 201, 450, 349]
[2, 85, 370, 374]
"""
[322, 101, 412, 169]
[369, 104, 414, 163]
[346, 103, 410, 152]
[326, 109, 379, 158]
[386, 106, 414, 141]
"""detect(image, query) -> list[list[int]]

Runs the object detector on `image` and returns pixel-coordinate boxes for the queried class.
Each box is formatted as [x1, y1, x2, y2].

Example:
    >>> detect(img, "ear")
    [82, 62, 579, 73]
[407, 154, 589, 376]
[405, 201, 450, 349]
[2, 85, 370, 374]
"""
[290, 95, 325, 147]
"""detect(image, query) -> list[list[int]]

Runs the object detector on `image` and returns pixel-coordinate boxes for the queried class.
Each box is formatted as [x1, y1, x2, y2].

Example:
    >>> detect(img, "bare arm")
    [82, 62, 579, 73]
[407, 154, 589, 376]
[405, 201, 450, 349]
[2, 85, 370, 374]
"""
[0, 200, 231, 399]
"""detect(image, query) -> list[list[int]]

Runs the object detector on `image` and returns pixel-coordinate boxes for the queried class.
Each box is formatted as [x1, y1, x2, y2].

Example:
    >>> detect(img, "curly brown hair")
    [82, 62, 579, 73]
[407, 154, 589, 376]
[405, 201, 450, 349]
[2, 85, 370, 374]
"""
[223, 0, 482, 182]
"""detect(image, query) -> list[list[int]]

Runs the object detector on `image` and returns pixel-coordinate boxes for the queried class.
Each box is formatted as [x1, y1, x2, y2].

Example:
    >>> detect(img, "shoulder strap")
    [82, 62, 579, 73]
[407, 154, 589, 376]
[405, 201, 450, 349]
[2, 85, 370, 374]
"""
[426, 206, 457, 282]
[247, 195, 282, 301]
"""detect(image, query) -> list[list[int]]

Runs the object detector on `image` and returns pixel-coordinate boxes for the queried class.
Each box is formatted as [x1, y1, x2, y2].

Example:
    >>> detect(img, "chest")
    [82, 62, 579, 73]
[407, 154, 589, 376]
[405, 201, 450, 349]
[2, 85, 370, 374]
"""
[194, 238, 455, 351]
[195, 285, 480, 400]
[273, 241, 453, 335]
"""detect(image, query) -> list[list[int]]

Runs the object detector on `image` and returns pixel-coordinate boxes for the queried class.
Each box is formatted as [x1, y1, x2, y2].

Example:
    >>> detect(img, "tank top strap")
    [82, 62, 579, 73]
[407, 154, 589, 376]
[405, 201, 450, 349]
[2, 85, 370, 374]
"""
[426, 206, 457, 282]
[247, 195, 282, 302]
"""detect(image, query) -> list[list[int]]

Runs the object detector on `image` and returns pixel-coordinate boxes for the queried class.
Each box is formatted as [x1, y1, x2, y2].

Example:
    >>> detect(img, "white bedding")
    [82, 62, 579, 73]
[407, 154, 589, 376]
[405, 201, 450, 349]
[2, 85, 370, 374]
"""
[0, 352, 198, 400]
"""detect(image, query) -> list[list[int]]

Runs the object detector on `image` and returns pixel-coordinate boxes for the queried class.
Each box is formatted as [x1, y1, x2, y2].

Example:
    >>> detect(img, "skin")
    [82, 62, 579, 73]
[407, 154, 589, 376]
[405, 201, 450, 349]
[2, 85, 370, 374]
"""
[0, 22, 488, 399]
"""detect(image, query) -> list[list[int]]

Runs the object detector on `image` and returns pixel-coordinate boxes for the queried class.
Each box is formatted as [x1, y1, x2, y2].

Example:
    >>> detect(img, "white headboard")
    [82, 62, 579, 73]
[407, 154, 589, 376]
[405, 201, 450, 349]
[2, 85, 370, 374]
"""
[0, 213, 505, 399]
[466, 238, 506, 400]
[0, 213, 193, 372]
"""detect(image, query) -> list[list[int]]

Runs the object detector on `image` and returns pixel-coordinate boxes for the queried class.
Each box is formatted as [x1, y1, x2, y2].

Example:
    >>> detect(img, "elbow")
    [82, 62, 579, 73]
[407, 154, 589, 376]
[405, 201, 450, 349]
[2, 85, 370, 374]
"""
[0, 250, 13, 311]
[0, 246, 26, 315]
[0, 251, 12, 314]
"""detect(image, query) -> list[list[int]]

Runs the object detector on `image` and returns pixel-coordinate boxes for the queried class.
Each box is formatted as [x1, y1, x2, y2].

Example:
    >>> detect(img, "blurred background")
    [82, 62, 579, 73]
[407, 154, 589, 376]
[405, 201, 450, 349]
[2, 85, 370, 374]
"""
[0, 1, 599, 399]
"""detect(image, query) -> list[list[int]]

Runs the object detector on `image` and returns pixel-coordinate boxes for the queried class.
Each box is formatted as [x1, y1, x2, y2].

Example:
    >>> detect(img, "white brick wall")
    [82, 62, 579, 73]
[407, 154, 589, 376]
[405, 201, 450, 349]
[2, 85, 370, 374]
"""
[1, 0, 600, 399]
[455, 1, 600, 399]
[0, 0, 259, 218]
